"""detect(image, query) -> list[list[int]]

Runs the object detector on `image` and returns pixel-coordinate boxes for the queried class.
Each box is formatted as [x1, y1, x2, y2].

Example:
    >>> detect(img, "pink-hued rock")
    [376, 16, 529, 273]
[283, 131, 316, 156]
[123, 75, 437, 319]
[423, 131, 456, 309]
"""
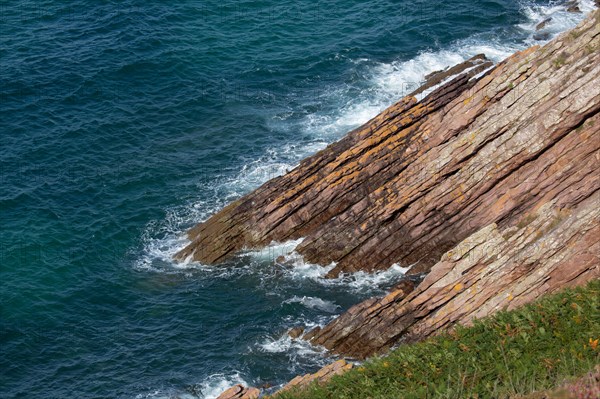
[179, 11, 600, 359]
[216, 384, 260, 399]
[177, 12, 599, 279]
[275, 360, 353, 395]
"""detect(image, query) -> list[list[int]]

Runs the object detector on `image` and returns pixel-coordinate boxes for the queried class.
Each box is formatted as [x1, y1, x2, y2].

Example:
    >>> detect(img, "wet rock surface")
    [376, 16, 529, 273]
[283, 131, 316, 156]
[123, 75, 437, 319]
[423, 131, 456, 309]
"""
[409, 54, 493, 97]
[536, 17, 552, 31]
[214, 360, 353, 399]
[287, 326, 304, 339]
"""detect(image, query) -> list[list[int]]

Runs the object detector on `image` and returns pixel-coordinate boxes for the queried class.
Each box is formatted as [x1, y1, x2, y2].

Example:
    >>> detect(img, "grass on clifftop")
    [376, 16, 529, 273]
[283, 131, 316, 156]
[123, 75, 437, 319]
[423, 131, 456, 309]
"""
[277, 280, 600, 399]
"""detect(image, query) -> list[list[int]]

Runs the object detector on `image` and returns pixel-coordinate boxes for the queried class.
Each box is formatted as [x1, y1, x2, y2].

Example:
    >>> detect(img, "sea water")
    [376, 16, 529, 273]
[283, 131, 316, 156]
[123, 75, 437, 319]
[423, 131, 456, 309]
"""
[0, 1, 595, 397]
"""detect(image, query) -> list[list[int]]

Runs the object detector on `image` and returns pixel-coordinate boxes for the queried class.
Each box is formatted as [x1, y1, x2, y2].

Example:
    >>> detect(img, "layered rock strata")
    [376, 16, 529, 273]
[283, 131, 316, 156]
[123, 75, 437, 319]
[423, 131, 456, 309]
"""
[305, 195, 600, 358]
[177, 11, 599, 279]
[208, 9, 600, 397]
[275, 359, 353, 395]
[214, 360, 353, 399]
[216, 384, 260, 399]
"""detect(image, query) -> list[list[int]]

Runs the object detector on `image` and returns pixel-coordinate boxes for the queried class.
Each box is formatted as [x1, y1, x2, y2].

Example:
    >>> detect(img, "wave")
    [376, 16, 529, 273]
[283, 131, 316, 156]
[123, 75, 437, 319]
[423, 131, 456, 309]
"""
[283, 296, 340, 313]
[258, 333, 325, 356]
[300, 0, 596, 137]
[195, 373, 251, 399]
[519, 0, 597, 44]
[135, 372, 250, 399]
[326, 263, 412, 291]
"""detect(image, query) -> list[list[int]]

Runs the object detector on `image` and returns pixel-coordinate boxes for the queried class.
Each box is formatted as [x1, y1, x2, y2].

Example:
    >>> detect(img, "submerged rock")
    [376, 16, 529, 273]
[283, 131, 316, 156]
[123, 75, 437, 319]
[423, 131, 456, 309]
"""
[566, 1, 582, 13]
[535, 17, 552, 31]
[287, 326, 304, 339]
[533, 32, 552, 41]
[302, 326, 321, 341]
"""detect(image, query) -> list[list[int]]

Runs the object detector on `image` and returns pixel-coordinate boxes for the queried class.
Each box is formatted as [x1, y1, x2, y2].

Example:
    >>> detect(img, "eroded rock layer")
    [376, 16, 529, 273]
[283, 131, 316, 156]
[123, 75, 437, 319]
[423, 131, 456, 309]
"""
[305, 193, 600, 358]
[302, 11, 600, 357]
[177, 12, 600, 284]
[275, 359, 353, 395]
[216, 385, 260, 399]
[181, 12, 600, 360]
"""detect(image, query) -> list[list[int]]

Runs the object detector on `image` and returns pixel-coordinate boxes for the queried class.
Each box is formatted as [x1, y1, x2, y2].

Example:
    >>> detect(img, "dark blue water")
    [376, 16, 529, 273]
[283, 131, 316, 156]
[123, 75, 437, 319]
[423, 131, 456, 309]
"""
[0, 1, 595, 398]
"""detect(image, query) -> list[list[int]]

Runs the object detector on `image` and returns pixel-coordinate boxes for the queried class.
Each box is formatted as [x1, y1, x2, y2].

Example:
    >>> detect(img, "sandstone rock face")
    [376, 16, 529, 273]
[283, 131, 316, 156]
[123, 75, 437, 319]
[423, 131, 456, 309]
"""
[287, 326, 304, 339]
[216, 384, 260, 399]
[306, 195, 600, 358]
[214, 360, 353, 399]
[275, 360, 353, 395]
[179, 11, 600, 360]
[176, 11, 600, 284]
[410, 54, 492, 97]
[303, 11, 600, 355]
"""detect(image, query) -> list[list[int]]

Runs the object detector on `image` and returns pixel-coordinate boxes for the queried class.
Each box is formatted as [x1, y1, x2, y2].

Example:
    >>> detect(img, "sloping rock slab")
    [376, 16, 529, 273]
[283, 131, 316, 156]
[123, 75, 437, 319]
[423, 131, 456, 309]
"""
[176, 12, 600, 284]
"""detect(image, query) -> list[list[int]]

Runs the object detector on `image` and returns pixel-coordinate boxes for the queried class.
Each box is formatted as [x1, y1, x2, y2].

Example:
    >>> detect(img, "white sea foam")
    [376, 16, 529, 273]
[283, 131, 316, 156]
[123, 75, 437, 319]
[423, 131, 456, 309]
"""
[196, 373, 251, 399]
[300, 1, 596, 139]
[283, 296, 340, 313]
[245, 238, 305, 263]
[134, 207, 205, 273]
[259, 247, 411, 293]
[300, 40, 518, 139]
[137, 227, 410, 293]
[258, 332, 327, 357]
[282, 259, 336, 281]
[134, 372, 249, 399]
[316, 263, 411, 293]
[519, 0, 596, 45]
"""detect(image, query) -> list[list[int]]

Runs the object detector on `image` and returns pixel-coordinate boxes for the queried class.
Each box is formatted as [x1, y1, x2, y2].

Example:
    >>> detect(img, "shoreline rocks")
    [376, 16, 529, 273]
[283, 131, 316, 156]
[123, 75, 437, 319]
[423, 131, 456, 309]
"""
[201, 9, 598, 399]
[216, 384, 260, 399]
[305, 196, 600, 358]
[175, 11, 599, 283]
[275, 360, 353, 395]
[409, 54, 493, 97]
[214, 360, 353, 399]
[299, 11, 600, 358]
[287, 326, 304, 339]
[535, 17, 552, 31]
[565, 1, 582, 13]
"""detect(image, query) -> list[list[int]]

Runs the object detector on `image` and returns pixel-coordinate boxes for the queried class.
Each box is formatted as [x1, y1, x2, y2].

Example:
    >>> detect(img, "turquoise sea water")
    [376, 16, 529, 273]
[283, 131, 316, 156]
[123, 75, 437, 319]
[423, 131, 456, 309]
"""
[0, 1, 595, 398]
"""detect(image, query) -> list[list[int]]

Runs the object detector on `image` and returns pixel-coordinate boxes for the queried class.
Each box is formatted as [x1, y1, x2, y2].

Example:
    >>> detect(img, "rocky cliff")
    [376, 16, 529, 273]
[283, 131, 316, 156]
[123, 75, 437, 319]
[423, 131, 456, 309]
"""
[180, 9, 599, 363]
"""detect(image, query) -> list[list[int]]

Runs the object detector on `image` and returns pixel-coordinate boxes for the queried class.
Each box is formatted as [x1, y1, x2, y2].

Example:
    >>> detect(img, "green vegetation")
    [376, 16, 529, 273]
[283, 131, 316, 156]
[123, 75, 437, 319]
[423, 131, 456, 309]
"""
[516, 213, 538, 229]
[277, 280, 600, 399]
[569, 29, 583, 40]
[552, 53, 568, 69]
